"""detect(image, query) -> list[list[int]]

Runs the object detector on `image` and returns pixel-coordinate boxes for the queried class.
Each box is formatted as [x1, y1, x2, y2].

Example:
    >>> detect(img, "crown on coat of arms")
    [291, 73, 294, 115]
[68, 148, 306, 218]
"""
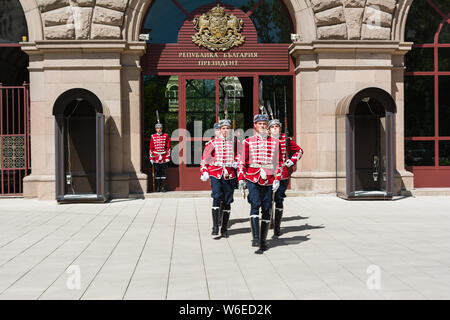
[210, 5, 225, 16]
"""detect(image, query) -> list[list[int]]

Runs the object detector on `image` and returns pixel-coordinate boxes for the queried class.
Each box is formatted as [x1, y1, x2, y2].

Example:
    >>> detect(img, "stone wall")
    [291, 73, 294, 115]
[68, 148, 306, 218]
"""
[32, 0, 403, 41]
[37, 0, 129, 39]
[311, 0, 399, 40]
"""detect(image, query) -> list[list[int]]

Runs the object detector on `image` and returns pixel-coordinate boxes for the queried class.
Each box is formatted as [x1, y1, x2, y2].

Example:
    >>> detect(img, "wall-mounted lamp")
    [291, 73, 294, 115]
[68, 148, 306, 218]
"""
[139, 34, 150, 41]
[290, 34, 301, 42]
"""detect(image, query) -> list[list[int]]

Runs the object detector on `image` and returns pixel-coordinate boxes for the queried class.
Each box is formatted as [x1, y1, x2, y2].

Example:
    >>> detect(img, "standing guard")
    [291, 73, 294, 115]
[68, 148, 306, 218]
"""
[268, 119, 303, 237]
[149, 112, 170, 192]
[237, 114, 283, 254]
[200, 119, 238, 238]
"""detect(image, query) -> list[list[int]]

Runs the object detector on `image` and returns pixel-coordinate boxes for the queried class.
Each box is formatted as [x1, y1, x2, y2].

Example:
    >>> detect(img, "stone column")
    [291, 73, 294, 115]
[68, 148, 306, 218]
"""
[121, 42, 147, 195]
[21, 40, 143, 200]
[392, 46, 414, 193]
[289, 40, 413, 196]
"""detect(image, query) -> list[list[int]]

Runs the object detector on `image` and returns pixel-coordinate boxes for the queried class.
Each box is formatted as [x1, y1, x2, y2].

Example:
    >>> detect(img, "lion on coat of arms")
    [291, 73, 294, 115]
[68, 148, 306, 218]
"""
[192, 4, 245, 51]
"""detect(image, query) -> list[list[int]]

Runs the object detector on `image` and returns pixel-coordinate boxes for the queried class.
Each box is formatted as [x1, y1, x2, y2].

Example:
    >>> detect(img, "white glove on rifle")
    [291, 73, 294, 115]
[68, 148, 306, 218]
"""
[150, 159, 154, 165]
[238, 180, 246, 190]
[272, 180, 280, 193]
[285, 159, 294, 167]
[232, 162, 239, 169]
[200, 172, 210, 182]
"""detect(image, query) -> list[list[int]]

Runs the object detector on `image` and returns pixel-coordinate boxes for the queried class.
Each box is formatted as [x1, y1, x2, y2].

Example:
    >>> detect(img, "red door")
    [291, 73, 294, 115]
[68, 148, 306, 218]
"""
[178, 74, 259, 190]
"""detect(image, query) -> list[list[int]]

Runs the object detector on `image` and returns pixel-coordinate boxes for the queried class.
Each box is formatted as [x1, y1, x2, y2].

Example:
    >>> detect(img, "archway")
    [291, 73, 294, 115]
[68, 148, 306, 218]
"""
[140, 1, 296, 191]
[53, 89, 109, 202]
[0, 0, 30, 196]
[336, 88, 397, 199]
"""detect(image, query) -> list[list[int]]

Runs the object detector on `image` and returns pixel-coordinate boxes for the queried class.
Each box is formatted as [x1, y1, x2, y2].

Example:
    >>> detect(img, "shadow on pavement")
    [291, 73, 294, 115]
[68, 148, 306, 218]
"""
[280, 223, 325, 235]
[228, 215, 309, 228]
[227, 226, 251, 236]
[268, 234, 311, 248]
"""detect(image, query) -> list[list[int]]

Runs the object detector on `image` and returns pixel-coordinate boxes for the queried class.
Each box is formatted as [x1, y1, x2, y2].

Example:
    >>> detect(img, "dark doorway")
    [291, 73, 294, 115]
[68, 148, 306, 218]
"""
[53, 89, 109, 202]
[63, 100, 97, 194]
[336, 87, 396, 200]
[354, 98, 387, 191]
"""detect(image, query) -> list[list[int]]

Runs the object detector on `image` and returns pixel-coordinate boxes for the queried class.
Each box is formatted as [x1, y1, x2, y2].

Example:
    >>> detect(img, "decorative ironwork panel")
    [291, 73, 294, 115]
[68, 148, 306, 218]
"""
[1, 136, 25, 169]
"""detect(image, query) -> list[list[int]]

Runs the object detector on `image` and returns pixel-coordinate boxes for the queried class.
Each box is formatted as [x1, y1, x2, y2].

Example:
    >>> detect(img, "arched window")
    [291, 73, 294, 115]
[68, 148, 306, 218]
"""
[0, 0, 29, 85]
[142, 0, 292, 44]
[0, 0, 28, 43]
[404, 0, 450, 187]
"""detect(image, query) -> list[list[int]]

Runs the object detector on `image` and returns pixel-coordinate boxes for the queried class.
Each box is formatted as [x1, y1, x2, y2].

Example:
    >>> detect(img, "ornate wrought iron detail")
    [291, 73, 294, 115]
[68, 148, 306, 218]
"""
[1, 136, 25, 169]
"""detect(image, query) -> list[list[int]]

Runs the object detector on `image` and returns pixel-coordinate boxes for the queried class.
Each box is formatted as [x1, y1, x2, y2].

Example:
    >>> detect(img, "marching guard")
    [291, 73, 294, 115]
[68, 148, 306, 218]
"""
[200, 119, 238, 238]
[149, 112, 170, 192]
[268, 119, 303, 237]
[237, 114, 283, 254]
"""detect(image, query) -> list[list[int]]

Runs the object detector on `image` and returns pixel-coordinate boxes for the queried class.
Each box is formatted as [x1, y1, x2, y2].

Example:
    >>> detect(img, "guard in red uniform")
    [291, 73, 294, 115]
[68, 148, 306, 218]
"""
[201, 119, 238, 238]
[268, 119, 303, 237]
[149, 122, 170, 192]
[237, 114, 283, 254]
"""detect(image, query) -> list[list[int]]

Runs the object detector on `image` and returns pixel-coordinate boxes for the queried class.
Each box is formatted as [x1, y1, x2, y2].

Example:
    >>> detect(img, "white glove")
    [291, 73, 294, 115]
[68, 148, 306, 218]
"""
[150, 160, 154, 165]
[200, 172, 210, 181]
[165, 159, 170, 163]
[260, 169, 267, 180]
[285, 159, 294, 167]
[232, 162, 239, 169]
[272, 180, 280, 193]
[238, 180, 246, 189]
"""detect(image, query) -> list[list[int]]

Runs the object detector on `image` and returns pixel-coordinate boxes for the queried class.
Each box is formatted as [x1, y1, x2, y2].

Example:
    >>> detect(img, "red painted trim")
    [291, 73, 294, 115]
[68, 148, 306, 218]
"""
[425, 0, 447, 20]
[141, 2, 296, 191]
[406, 167, 450, 187]
[0, 86, 3, 195]
[405, 3, 450, 186]
[405, 72, 450, 76]
[246, 0, 265, 17]
[413, 44, 450, 47]
[405, 137, 450, 141]
[0, 44, 20, 47]
[171, 0, 190, 18]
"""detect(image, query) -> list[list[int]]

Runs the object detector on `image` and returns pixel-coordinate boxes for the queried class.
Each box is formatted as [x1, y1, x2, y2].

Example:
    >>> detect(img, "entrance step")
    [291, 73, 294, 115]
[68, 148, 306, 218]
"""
[130, 190, 333, 199]
[410, 188, 450, 196]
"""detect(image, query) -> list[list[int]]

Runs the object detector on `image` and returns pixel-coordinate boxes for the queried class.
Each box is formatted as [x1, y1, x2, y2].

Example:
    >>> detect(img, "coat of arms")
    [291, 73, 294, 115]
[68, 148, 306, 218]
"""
[192, 4, 245, 51]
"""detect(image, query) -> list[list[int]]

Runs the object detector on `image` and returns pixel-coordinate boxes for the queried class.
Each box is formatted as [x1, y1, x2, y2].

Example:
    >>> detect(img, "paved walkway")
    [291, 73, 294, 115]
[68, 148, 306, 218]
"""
[0, 196, 450, 300]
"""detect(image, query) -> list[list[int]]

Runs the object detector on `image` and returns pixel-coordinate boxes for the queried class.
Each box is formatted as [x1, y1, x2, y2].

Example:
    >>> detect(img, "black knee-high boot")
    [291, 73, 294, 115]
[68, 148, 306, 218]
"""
[250, 216, 259, 247]
[273, 208, 283, 238]
[218, 201, 223, 227]
[155, 178, 160, 192]
[269, 207, 274, 229]
[160, 178, 166, 192]
[220, 209, 230, 238]
[255, 220, 269, 254]
[211, 207, 219, 235]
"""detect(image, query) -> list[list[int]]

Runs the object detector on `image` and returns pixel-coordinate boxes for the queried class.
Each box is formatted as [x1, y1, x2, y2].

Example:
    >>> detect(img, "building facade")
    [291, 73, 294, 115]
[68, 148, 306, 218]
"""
[0, 0, 448, 200]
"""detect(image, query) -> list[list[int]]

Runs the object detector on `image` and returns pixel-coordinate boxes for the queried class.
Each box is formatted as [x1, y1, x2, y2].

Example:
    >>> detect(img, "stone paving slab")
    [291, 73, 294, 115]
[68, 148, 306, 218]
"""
[0, 196, 450, 300]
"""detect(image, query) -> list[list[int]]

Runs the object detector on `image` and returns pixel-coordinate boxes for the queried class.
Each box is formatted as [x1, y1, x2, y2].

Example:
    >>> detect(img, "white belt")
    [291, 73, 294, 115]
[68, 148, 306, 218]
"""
[249, 164, 273, 169]
[212, 162, 233, 167]
[154, 151, 166, 155]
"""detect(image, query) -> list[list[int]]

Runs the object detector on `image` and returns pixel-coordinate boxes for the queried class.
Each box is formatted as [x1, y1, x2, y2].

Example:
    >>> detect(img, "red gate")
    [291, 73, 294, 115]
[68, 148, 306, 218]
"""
[0, 83, 31, 196]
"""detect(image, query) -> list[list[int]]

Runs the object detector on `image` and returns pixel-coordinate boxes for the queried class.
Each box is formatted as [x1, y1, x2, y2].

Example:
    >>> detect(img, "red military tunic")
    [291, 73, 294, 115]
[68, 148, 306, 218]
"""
[238, 134, 283, 185]
[279, 133, 304, 180]
[149, 133, 170, 164]
[201, 137, 237, 180]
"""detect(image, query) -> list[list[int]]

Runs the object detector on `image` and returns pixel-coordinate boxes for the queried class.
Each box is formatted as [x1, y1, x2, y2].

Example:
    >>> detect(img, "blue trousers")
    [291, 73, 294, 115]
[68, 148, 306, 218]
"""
[274, 179, 289, 209]
[246, 181, 272, 220]
[210, 177, 235, 209]
[154, 163, 167, 178]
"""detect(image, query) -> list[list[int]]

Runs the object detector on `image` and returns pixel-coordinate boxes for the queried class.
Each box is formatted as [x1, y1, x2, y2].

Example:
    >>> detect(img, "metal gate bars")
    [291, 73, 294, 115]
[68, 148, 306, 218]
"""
[0, 83, 30, 196]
